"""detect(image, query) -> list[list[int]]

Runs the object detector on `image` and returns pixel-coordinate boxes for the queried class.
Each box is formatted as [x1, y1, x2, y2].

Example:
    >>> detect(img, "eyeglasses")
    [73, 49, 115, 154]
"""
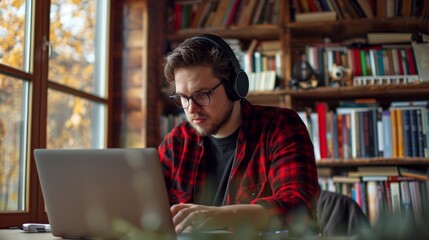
[169, 81, 223, 109]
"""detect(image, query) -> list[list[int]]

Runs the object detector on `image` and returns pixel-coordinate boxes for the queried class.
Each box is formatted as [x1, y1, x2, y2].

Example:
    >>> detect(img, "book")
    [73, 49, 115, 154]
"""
[342, 113, 352, 159]
[336, 114, 344, 158]
[332, 112, 339, 158]
[390, 102, 429, 157]
[402, 109, 412, 157]
[409, 109, 419, 157]
[399, 167, 429, 180]
[357, 166, 399, 176]
[211, 0, 230, 27]
[341, 0, 360, 18]
[361, 176, 388, 182]
[295, 11, 337, 23]
[400, 181, 414, 219]
[332, 175, 361, 183]
[376, 109, 383, 157]
[310, 112, 321, 160]
[250, 0, 266, 25]
[356, 0, 374, 18]
[390, 181, 401, 214]
[409, 181, 423, 224]
[415, 108, 426, 158]
[315, 102, 329, 159]
[239, 0, 258, 27]
[381, 110, 392, 157]
[401, 0, 413, 17]
[383, 180, 391, 213]
[366, 181, 378, 225]
[224, 0, 241, 27]
[412, 42, 429, 83]
[376, 0, 386, 17]
[367, 33, 413, 45]
[317, 167, 333, 177]
[396, 109, 405, 157]
[336, 106, 380, 158]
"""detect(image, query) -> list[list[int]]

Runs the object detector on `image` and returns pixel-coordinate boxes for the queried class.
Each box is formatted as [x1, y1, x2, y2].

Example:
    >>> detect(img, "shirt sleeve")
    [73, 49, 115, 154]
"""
[252, 110, 320, 229]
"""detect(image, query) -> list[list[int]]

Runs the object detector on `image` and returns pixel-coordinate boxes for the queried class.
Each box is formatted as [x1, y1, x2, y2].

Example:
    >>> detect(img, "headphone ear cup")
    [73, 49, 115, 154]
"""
[234, 70, 249, 99]
[224, 70, 249, 101]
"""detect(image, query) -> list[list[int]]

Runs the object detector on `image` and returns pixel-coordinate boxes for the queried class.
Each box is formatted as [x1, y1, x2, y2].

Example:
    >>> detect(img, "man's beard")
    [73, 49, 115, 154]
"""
[188, 101, 234, 137]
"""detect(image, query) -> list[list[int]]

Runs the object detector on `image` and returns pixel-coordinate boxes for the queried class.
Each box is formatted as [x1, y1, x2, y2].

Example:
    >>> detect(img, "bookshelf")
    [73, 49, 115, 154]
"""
[161, 0, 429, 226]
[317, 158, 429, 167]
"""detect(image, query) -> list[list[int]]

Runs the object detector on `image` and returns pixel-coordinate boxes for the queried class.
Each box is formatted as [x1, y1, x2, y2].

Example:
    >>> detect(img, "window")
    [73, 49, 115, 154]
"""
[47, 0, 109, 149]
[0, 0, 111, 227]
[0, 0, 33, 214]
[0, 76, 29, 212]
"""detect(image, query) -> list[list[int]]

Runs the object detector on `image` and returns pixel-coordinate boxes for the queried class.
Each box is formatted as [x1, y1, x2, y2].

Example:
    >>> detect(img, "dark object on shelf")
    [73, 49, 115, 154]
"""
[290, 52, 319, 89]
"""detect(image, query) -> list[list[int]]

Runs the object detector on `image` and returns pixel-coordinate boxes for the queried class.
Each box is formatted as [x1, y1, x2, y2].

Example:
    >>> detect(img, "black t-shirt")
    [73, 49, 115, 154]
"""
[199, 128, 239, 206]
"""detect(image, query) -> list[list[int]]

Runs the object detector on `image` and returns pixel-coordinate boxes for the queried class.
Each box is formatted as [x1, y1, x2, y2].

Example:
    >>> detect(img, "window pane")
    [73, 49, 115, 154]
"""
[48, 0, 108, 97]
[0, 74, 29, 212]
[0, 0, 33, 72]
[47, 89, 106, 149]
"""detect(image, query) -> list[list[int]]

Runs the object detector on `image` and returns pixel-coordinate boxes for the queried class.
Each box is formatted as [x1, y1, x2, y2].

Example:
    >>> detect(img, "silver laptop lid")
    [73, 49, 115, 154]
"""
[34, 148, 175, 239]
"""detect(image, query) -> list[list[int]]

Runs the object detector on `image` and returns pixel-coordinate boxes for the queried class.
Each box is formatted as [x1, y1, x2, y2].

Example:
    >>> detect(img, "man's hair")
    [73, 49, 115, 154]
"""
[163, 37, 235, 84]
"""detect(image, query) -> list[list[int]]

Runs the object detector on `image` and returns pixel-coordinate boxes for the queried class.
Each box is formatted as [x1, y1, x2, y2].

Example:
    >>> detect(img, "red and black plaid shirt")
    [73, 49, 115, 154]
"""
[158, 99, 320, 227]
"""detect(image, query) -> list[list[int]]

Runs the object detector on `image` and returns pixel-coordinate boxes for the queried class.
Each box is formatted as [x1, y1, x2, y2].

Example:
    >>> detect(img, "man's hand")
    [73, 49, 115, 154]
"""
[170, 203, 269, 233]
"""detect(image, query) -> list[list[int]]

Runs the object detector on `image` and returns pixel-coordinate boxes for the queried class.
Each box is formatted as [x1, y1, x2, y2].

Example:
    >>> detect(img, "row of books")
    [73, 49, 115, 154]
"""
[292, 0, 426, 23]
[170, 0, 280, 31]
[318, 165, 429, 225]
[167, 35, 427, 91]
[230, 38, 282, 92]
[299, 100, 429, 160]
[246, 40, 281, 91]
[305, 40, 429, 87]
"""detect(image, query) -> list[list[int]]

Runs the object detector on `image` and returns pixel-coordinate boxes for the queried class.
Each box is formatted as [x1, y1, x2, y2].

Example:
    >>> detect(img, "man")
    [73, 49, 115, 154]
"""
[158, 33, 320, 235]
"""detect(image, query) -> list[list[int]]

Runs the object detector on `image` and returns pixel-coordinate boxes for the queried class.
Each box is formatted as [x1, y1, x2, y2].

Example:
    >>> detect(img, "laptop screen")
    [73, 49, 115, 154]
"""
[34, 148, 175, 239]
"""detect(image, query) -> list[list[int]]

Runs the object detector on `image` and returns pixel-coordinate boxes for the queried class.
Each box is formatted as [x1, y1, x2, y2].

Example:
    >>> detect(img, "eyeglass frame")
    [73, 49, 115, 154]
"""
[169, 81, 224, 109]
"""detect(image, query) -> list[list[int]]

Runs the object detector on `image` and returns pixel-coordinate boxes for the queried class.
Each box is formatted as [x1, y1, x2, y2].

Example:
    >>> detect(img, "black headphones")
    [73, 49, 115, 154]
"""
[191, 34, 249, 101]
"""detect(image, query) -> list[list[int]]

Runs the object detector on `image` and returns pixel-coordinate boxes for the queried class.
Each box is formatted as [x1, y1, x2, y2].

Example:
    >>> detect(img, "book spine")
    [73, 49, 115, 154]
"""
[382, 110, 392, 157]
[400, 181, 414, 218]
[360, 50, 368, 76]
[396, 109, 405, 157]
[366, 181, 378, 225]
[409, 109, 420, 157]
[390, 181, 401, 214]
[390, 109, 398, 157]
[402, 109, 412, 157]
[316, 102, 329, 159]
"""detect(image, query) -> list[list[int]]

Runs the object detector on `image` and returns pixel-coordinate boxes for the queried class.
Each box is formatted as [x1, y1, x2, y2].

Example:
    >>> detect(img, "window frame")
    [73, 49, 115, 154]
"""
[0, 0, 115, 228]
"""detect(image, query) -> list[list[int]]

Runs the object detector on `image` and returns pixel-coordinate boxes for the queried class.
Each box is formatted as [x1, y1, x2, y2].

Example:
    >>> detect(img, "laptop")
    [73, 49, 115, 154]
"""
[34, 148, 176, 239]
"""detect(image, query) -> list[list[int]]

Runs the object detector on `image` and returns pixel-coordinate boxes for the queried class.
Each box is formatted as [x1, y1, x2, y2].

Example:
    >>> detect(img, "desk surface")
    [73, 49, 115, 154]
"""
[0, 229, 353, 240]
[0, 230, 59, 240]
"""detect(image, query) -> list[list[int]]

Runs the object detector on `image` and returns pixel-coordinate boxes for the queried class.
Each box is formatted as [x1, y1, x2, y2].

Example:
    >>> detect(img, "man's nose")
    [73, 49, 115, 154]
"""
[187, 99, 201, 113]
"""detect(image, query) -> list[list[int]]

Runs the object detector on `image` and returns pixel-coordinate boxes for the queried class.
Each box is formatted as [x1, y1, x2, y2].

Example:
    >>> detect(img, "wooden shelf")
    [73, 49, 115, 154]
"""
[287, 17, 424, 34]
[247, 83, 429, 100]
[167, 25, 281, 42]
[316, 158, 429, 167]
[286, 17, 426, 47]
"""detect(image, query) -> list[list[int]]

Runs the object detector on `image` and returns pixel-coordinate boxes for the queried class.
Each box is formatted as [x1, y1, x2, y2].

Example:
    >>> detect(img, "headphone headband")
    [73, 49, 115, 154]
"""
[191, 34, 249, 101]
[191, 34, 241, 73]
